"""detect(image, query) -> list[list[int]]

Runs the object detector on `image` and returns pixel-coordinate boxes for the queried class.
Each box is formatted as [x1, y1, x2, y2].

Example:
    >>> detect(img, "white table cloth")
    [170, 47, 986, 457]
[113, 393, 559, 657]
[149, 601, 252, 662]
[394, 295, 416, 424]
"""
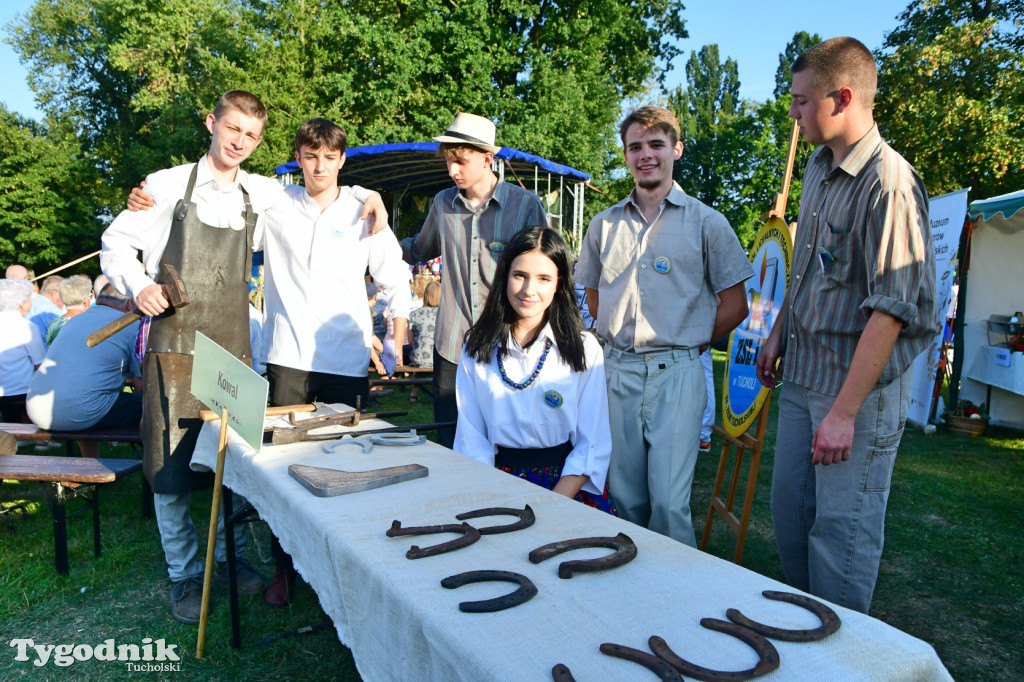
[192, 410, 951, 681]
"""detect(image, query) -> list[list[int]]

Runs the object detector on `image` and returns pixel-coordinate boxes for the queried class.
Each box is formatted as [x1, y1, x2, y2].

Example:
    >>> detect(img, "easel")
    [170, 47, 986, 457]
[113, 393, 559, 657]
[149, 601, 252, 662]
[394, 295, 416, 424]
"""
[699, 396, 772, 564]
[699, 119, 799, 565]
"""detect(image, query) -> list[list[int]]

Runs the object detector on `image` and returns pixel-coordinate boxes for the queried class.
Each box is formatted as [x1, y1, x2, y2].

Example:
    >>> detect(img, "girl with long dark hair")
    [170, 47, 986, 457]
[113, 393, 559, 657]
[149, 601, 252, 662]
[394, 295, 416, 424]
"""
[455, 226, 616, 513]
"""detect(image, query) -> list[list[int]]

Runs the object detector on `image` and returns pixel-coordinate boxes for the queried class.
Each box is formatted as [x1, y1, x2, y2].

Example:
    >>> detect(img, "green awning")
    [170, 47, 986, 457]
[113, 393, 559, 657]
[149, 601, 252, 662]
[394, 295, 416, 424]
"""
[969, 189, 1024, 221]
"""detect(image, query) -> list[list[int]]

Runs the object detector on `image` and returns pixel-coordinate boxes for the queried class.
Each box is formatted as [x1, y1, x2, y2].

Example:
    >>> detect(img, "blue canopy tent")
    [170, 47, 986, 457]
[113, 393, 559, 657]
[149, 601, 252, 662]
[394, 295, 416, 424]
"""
[274, 142, 591, 245]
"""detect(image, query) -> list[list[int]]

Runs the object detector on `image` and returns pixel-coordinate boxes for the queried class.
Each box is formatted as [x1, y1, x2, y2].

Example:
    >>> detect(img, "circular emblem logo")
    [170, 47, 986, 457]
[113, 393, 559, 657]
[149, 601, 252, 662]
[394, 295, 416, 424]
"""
[488, 241, 505, 253]
[228, 215, 246, 231]
[543, 390, 563, 408]
[332, 224, 346, 238]
[654, 257, 671, 274]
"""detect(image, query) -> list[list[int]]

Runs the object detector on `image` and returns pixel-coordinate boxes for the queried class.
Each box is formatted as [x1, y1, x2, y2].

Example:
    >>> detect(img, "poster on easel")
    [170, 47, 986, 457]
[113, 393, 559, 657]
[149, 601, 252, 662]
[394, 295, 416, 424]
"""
[722, 217, 793, 438]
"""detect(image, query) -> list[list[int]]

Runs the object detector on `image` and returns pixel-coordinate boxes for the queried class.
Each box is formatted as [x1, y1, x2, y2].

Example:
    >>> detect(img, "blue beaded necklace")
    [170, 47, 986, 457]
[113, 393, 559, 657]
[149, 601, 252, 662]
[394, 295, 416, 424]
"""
[497, 338, 552, 390]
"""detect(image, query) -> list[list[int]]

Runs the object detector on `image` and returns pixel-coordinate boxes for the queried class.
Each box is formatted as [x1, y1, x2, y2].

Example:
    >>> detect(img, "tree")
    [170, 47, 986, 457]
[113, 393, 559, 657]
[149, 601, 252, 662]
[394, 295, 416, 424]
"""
[0, 105, 103, 271]
[774, 30, 823, 98]
[875, 0, 1024, 198]
[9, 0, 687, 190]
[667, 45, 753, 238]
[8, 0, 250, 201]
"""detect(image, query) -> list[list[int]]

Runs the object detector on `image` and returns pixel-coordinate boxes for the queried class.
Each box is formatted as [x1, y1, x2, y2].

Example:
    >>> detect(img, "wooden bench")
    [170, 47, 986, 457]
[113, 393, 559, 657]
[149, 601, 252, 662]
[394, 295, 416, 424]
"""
[0, 454, 144, 574]
[0, 423, 142, 457]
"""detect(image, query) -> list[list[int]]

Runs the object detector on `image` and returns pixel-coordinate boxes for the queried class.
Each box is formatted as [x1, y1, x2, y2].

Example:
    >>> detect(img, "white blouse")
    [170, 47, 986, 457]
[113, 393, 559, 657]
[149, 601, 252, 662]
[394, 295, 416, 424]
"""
[454, 323, 611, 495]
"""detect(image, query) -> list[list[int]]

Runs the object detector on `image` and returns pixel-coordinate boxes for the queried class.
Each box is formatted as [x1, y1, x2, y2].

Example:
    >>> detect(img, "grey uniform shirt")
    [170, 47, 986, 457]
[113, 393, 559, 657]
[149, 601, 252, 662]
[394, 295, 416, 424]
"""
[576, 182, 753, 351]
[402, 181, 547, 363]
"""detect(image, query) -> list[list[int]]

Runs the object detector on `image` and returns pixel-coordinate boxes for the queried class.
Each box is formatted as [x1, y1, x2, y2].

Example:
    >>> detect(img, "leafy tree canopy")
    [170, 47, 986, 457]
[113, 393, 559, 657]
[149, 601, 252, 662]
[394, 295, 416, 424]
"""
[875, 0, 1024, 199]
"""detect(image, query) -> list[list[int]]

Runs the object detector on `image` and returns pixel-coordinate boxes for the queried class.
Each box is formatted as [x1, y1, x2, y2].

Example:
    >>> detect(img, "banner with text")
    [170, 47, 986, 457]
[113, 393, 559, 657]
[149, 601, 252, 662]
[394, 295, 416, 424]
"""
[906, 188, 969, 426]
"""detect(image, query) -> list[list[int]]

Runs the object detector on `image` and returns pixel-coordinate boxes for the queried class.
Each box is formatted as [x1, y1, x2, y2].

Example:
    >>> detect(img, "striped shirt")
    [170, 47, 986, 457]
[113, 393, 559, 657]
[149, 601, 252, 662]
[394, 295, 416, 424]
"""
[784, 125, 937, 395]
[402, 181, 547, 363]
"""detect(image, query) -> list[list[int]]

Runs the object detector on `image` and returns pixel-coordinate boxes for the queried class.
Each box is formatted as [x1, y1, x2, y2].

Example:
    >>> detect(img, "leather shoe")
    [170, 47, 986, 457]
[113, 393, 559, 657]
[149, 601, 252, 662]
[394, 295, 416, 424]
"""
[170, 577, 203, 624]
[264, 568, 296, 607]
[216, 556, 267, 596]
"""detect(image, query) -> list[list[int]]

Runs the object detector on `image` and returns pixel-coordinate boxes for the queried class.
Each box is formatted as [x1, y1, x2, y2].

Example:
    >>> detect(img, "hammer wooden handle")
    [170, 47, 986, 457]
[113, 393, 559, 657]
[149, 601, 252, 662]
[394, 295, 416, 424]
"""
[200, 404, 316, 422]
[85, 309, 143, 347]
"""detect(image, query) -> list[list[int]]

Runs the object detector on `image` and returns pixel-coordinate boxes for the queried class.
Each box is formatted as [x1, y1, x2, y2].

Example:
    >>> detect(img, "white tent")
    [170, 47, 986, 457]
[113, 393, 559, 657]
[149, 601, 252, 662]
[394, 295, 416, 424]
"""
[957, 189, 1024, 429]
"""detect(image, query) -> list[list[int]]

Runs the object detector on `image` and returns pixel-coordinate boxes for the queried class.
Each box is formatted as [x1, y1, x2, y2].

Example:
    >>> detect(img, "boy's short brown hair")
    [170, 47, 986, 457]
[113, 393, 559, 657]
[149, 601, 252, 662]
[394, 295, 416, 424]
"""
[792, 37, 877, 108]
[438, 143, 491, 163]
[618, 106, 681, 147]
[294, 118, 347, 154]
[213, 90, 268, 130]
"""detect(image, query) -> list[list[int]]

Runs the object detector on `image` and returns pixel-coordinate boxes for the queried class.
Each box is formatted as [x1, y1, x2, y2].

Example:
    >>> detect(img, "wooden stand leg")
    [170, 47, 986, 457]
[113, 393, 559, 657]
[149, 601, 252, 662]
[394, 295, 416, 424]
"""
[197, 409, 229, 659]
[700, 394, 772, 565]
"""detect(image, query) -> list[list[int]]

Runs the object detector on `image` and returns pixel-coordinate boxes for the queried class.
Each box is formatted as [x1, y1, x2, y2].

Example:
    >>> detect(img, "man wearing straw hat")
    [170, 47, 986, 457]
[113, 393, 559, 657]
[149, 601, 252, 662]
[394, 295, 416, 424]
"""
[402, 113, 547, 449]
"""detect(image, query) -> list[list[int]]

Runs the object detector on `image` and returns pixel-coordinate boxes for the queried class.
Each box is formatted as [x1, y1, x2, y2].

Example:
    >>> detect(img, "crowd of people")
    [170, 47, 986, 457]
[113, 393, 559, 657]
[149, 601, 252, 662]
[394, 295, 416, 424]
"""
[1, 36, 935, 625]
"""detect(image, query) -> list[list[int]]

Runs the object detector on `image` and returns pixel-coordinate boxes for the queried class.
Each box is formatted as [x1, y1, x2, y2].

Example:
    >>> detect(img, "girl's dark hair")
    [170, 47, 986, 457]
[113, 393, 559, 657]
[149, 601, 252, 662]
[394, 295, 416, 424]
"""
[463, 226, 586, 372]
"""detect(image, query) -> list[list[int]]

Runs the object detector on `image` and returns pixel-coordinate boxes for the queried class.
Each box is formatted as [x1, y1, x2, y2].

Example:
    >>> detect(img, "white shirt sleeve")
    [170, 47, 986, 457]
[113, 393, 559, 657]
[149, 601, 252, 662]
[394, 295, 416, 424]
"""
[559, 333, 612, 495]
[100, 170, 178, 301]
[367, 228, 413, 320]
[453, 348, 498, 465]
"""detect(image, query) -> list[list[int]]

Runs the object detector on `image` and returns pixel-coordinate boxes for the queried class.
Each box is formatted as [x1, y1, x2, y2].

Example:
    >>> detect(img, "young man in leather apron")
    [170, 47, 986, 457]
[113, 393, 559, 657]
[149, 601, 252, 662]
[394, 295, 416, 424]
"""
[101, 91, 281, 624]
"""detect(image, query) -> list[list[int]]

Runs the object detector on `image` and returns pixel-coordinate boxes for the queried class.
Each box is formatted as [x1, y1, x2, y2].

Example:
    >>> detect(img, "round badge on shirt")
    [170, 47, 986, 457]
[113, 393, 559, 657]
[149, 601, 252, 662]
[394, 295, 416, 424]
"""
[332, 225, 347, 238]
[488, 241, 505, 253]
[654, 256, 671, 274]
[228, 215, 246, 231]
[543, 391, 563, 408]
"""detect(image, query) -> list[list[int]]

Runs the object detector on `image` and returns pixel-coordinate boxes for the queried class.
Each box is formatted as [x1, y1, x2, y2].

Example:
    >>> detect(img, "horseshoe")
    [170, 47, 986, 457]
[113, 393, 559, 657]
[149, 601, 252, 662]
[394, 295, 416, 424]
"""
[440, 570, 538, 613]
[454, 504, 536, 535]
[725, 590, 841, 642]
[649, 620, 780, 681]
[386, 521, 481, 559]
[599, 643, 682, 681]
[529, 532, 638, 578]
[551, 663, 577, 682]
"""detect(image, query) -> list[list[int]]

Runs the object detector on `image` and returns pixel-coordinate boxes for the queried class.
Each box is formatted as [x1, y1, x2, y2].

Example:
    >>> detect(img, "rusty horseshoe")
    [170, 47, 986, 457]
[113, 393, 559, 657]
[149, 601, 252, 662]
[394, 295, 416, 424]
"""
[648, 619, 781, 681]
[454, 504, 536, 535]
[386, 521, 481, 559]
[599, 643, 683, 681]
[725, 590, 841, 642]
[440, 570, 538, 613]
[529, 532, 637, 579]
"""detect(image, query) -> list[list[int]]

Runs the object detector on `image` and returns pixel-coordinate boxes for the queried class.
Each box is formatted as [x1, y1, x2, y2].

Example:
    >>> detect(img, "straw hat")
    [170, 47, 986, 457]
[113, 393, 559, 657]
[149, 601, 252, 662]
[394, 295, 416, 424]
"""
[433, 113, 501, 153]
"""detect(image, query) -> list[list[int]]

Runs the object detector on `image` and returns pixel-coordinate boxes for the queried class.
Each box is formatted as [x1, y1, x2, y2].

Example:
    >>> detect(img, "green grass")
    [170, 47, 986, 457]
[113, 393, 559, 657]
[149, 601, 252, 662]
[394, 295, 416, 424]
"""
[2, 364, 1021, 679]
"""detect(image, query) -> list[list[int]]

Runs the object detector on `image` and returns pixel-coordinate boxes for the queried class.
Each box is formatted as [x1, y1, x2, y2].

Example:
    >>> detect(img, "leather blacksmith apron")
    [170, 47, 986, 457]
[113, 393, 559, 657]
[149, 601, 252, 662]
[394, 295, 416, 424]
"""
[141, 163, 256, 494]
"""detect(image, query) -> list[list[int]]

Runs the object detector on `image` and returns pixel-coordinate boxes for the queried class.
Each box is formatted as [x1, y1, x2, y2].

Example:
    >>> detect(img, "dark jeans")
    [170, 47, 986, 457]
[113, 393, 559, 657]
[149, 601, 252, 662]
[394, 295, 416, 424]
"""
[266, 364, 369, 410]
[432, 349, 458, 450]
[265, 364, 369, 571]
[0, 395, 27, 423]
[92, 391, 144, 430]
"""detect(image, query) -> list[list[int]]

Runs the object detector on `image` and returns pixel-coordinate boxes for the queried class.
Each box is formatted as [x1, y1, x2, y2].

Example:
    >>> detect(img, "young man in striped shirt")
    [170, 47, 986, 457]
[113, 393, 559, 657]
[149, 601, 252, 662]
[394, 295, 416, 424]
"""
[756, 37, 938, 614]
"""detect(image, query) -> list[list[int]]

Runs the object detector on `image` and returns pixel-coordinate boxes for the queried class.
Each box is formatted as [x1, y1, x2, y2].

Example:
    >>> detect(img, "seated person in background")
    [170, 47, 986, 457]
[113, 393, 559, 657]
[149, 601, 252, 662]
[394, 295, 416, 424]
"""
[407, 280, 441, 402]
[27, 284, 143, 457]
[454, 227, 616, 513]
[249, 302, 266, 376]
[91, 274, 109, 306]
[46, 274, 93, 344]
[0, 278, 46, 422]
[408, 280, 441, 369]
[28, 275, 64, 343]
[366, 282, 387, 377]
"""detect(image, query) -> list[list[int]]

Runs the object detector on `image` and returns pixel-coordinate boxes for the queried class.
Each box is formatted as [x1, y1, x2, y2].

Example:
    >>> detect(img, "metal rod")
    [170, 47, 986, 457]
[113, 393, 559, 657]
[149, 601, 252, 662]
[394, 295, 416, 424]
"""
[30, 250, 101, 282]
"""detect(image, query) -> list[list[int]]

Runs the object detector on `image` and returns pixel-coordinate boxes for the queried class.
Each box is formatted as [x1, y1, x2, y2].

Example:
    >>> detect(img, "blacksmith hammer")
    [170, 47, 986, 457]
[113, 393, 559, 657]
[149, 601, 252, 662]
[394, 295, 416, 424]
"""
[86, 263, 189, 347]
